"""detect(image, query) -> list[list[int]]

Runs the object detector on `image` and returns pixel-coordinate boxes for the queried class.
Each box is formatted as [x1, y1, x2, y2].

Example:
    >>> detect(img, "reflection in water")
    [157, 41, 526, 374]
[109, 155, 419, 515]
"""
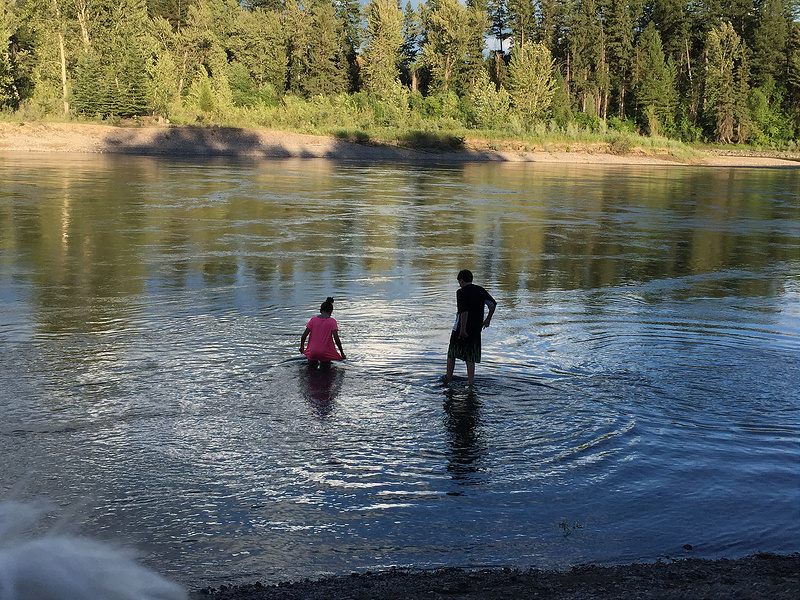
[299, 362, 344, 418]
[443, 388, 485, 485]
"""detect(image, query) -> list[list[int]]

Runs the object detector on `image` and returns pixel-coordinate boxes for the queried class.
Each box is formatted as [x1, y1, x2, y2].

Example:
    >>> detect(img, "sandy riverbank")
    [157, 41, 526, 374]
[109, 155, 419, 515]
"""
[1, 121, 798, 167]
[192, 554, 799, 600]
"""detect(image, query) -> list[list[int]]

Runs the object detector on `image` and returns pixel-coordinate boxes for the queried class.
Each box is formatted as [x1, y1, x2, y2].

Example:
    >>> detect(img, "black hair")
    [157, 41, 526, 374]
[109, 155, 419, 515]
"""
[457, 269, 473, 283]
[320, 297, 334, 313]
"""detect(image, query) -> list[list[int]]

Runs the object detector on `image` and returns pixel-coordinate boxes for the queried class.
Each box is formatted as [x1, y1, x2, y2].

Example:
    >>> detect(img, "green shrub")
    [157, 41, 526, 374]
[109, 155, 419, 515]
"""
[572, 112, 602, 132]
[608, 115, 636, 133]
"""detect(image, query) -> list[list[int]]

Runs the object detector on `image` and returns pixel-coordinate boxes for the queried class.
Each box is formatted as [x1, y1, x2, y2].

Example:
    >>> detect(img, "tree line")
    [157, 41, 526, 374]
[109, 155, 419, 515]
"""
[1, 0, 798, 145]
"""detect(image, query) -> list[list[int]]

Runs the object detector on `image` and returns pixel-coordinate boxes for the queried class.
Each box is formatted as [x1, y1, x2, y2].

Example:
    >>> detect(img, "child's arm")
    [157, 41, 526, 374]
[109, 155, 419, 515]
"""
[458, 311, 469, 339]
[332, 331, 346, 360]
[483, 299, 496, 329]
[299, 327, 310, 354]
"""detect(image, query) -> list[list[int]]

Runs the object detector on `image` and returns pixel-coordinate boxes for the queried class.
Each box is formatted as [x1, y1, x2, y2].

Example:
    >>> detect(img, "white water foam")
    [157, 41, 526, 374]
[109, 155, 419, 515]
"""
[0, 501, 185, 600]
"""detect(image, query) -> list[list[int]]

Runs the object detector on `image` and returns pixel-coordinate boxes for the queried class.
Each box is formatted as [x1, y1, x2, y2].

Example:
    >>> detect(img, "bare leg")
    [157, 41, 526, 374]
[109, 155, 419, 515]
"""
[445, 357, 456, 382]
[466, 362, 475, 384]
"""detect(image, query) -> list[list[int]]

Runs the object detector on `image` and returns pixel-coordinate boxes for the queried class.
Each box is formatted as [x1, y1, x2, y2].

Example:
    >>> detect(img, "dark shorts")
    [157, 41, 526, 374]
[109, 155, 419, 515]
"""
[447, 330, 481, 363]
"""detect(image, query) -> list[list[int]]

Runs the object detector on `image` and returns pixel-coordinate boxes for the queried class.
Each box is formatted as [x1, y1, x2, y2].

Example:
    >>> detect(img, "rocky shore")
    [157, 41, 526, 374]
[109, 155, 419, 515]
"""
[192, 554, 799, 600]
[1, 121, 798, 167]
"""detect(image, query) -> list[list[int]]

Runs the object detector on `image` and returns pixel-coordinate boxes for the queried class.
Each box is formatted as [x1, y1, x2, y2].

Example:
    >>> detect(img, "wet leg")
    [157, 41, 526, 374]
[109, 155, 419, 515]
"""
[445, 357, 456, 382]
[466, 362, 475, 384]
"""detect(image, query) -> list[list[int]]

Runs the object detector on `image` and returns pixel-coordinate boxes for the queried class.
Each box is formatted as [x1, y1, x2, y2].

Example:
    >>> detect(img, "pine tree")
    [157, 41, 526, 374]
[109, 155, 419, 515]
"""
[362, 0, 404, 97]
[506, 40, 554, 123]
[486, 0, 510, 53]
[568, 0, 603, 114]
[647, 0, 689, 60]
[230, 7, 286, 102]
[705, 21, 749, 143]
[634, 21, 677, 135]
[787, 20, 800, 134]
[178, 0, 237, 115]
[420, 0, 474, 93]
[284, 0, 310, 95]
[147, 0, 194, 30]
[71, 49, 102, 115]
[117, 45, 149, 117]
[306, 0, 348, 97]
[399, 1, 421, 91]
[334, 0, 361, 92]
[506, 0, 534, 51]
[537, 0, 566, 52]
[471, 68, 511, 129]
[64, 0, 152, 117]
[603, 0, 636, 119]
[462, 0, 489, 92]
[147, 22, 181, 118]
[751, 0, 789, 88]
[0, 0, 17, 108]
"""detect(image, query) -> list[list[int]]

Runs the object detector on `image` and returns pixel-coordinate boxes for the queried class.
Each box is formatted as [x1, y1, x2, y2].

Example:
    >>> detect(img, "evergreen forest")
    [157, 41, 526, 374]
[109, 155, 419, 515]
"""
[1, 0, 799, 147]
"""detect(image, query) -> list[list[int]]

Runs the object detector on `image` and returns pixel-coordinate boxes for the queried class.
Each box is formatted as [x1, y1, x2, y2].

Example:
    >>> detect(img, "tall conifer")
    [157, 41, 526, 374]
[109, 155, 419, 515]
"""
[705, 21, 750, 143]
[751, 0, 789, 87]
[634, 21, 677, 135]
[306, 0, 348, 97]
[362, 0, 404, 96]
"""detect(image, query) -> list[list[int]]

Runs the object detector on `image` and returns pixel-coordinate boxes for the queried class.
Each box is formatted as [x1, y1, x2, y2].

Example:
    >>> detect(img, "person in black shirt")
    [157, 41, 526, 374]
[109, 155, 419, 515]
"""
[445, 269, 497, 385]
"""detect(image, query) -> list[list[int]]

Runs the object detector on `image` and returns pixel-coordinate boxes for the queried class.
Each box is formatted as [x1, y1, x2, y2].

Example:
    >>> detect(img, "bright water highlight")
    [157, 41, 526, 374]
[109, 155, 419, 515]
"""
[0, 155, 798, 587]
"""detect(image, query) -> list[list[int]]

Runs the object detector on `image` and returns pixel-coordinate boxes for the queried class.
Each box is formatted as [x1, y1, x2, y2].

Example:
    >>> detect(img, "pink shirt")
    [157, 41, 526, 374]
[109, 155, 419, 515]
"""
[303, 316, 342, 361]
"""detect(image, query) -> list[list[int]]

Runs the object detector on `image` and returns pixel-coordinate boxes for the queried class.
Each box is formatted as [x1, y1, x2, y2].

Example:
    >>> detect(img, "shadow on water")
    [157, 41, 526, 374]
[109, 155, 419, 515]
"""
[443, 385, 486, 488]
[298, 362, 345, 419]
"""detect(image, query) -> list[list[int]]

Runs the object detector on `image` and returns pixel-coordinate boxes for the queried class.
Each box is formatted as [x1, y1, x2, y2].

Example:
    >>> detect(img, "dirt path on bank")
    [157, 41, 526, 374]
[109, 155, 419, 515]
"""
[1, 121, 798, 167]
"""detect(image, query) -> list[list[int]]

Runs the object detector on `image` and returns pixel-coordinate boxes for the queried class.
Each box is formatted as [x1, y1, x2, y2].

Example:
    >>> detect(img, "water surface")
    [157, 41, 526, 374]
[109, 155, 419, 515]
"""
[0, 154, 798, 587]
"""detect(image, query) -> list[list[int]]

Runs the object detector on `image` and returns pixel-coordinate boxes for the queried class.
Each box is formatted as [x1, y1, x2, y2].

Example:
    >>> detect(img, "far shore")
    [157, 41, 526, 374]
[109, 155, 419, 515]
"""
[1, 121, 798, 167]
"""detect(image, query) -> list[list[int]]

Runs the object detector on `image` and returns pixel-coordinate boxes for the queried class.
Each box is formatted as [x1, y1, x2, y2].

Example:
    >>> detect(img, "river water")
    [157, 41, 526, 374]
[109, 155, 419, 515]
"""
[0, 154, 798, 588]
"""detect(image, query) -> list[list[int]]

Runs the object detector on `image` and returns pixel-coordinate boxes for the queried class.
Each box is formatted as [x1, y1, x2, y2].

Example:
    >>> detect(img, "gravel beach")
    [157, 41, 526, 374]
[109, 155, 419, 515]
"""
[193, 554, 799, 600]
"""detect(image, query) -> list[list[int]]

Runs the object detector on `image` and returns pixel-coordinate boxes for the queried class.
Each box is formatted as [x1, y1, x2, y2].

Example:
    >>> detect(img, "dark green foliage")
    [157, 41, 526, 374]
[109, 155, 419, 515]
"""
[0, 48, 15, 109]
[399, 130, 465, 150]
[71, 49, 148, 118]
[603, 0, 637, 119]
[334, 0, 362, 92]
[229, 61, 273, 107]
[550, 69, 572, 127]
[704, 21, 750, 143]
[400, 2, 422, 90]
[751, 0, 789, 87]
[5, 0, 799, 145]
[634, 21, 677, 135]
[147, 0, 193, 29]
[305, 0, 348, 97]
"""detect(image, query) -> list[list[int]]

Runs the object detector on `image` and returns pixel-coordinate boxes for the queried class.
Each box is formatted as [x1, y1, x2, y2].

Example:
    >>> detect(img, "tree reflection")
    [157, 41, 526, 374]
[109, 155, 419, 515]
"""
[2, 157, 797, 338]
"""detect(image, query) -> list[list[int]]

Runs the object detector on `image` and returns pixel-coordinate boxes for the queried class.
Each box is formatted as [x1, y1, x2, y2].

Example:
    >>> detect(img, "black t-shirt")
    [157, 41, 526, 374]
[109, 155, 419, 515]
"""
[456, 284, 496, 336]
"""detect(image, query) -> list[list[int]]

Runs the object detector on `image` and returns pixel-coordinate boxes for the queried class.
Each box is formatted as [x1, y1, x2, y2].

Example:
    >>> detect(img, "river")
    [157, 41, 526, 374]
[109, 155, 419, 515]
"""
[0, 154, 798, 587]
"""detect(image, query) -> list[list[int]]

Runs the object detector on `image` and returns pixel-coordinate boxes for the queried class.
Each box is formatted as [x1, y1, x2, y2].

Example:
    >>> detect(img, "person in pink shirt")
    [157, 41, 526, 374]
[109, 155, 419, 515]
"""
[299, 297, 346, 366]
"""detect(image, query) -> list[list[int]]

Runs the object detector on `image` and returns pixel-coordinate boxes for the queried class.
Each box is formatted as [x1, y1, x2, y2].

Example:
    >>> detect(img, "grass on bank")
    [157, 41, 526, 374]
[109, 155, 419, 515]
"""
[5, 89, 796, 163]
